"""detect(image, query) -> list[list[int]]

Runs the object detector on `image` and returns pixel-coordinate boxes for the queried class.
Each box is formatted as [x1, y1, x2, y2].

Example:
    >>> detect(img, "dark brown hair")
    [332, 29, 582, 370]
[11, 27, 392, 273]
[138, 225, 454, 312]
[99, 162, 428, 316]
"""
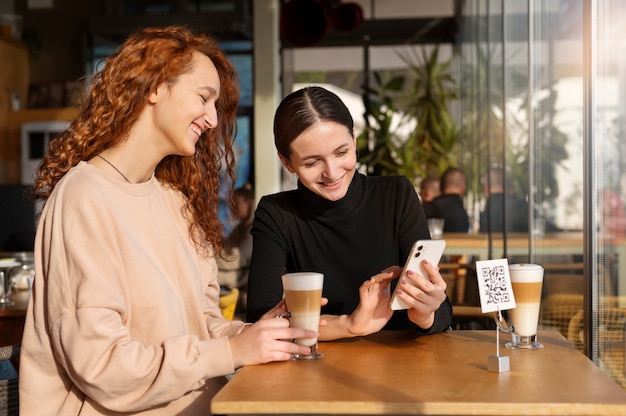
[273, 86, 353, 159]
[33, 25, 240, 255]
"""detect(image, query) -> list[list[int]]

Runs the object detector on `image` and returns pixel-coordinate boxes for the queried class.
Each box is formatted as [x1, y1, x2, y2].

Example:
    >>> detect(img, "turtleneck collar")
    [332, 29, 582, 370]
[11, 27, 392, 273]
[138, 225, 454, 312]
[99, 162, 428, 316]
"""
[296, 172, 365, 219]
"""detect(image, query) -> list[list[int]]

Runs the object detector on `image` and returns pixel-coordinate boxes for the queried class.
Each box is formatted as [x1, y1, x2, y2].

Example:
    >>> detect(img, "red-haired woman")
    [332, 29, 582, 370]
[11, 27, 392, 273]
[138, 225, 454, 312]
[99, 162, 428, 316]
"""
[20, 25, 313, 415]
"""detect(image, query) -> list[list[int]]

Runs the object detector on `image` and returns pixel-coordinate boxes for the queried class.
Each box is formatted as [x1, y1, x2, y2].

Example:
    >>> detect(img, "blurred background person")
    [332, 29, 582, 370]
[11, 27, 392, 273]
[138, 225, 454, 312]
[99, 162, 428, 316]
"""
[480, 167, 529, 233]
[218, 182, 255, 312]
[420, 176, 441, 218]
[429, 167, 470, 233]
[598, 189, 626, 238]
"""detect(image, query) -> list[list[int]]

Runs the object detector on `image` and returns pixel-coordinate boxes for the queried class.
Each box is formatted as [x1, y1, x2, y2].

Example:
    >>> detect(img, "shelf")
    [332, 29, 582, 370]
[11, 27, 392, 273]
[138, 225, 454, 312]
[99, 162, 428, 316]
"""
[8, 108, 78, 126]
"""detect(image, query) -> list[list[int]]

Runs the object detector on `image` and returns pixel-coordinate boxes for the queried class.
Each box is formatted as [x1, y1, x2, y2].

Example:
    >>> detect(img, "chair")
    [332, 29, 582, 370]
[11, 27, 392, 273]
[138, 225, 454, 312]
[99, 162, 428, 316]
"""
[537, 262, 584, 339]
[0, 344, 20, 416]
[219, 288, 239, 320]
[539, 293, 583, 338]
[565, 296, 626, 352]
[542, 262, 584, 296]
[567, 307, 626, 388]
[440, 262, 496, 329]
[440, 263, 466, 306]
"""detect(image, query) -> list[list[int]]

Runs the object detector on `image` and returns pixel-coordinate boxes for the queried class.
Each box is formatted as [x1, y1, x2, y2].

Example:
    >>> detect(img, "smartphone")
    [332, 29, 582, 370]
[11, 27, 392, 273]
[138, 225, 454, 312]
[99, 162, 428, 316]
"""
[390, 239, 447, 310]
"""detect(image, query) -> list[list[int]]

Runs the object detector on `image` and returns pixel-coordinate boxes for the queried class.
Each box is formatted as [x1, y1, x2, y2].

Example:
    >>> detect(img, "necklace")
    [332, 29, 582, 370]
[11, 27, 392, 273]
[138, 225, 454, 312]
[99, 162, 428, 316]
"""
[96, 154, 132, 183]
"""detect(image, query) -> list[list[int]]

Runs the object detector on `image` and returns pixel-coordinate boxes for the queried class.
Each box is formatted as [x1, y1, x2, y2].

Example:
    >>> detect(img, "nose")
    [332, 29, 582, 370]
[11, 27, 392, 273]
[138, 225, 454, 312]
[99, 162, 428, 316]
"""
[322, 159, 339, 179]
[204, 107, 218, 130]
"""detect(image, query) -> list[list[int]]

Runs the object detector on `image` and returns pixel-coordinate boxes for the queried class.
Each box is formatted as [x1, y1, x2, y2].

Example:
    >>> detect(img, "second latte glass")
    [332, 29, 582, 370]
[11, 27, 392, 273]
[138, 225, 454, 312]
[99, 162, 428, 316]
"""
[506, 263, 544, 350]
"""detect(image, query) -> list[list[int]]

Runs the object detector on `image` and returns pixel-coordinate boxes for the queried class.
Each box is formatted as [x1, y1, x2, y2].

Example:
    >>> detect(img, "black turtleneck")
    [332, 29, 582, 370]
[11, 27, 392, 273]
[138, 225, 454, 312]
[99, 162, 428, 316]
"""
[246, 173, 452, 333]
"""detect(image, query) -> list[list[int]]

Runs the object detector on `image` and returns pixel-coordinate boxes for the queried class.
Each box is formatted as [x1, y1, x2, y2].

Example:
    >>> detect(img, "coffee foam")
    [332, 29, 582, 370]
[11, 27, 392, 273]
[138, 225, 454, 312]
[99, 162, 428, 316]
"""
[282, 272, 324, 291]
[509, 263, 544, 282]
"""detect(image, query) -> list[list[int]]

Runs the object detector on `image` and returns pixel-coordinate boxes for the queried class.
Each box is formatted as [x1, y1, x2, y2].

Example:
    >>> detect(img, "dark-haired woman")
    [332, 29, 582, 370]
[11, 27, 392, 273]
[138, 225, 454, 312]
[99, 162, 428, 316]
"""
[247, 86, 452, 341]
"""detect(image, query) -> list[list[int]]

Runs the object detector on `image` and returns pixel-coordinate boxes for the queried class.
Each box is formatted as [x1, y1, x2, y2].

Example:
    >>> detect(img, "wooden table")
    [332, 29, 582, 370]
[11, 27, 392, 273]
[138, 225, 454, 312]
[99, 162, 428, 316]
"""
[211, 330, 626, 415]
[0, 290, 29, 346]
[442, 232, 584, 260]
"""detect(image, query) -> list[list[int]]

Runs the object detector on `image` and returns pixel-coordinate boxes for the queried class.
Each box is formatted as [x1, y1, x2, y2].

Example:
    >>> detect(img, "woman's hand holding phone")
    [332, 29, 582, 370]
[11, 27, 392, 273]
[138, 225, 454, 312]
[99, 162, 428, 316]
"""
[403, 262, 449, 328]
[390, 240, 446, 310]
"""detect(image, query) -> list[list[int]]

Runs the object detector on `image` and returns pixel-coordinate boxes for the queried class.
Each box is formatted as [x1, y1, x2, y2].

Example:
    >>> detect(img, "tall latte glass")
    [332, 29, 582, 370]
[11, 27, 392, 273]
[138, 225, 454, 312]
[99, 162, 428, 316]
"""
[281, 272, 324, 360]
[506, 263, 544, 350]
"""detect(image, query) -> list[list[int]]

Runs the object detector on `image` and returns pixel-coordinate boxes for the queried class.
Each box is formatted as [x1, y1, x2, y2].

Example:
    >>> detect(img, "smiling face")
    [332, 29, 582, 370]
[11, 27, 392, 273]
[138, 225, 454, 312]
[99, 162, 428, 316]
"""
[150, 51, 221, 157]
[281, 121, 357, 201]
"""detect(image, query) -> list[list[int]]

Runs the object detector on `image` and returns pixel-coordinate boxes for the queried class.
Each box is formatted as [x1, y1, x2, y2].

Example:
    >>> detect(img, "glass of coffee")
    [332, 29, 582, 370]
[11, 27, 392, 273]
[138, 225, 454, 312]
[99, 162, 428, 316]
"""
[281, 272, 324, 360]
[506, 263, 544, 350]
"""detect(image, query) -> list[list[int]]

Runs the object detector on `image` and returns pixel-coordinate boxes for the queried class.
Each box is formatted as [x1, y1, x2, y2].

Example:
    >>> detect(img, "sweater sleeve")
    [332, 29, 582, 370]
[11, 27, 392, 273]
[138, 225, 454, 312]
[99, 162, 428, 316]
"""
[396, 176, 431, 258]
[385, 177, 452, 333]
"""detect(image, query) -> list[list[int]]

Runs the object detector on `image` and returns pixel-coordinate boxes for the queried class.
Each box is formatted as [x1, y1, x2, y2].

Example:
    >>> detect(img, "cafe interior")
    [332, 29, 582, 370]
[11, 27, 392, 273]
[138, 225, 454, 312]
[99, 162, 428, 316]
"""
[1, 0, 626, 410]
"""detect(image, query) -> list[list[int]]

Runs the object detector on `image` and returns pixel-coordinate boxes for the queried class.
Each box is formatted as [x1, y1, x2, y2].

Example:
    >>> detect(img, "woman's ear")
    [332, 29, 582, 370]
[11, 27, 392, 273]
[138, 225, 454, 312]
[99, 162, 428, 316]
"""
[278, 152, 295, 174]
[149, 83, 167, 104]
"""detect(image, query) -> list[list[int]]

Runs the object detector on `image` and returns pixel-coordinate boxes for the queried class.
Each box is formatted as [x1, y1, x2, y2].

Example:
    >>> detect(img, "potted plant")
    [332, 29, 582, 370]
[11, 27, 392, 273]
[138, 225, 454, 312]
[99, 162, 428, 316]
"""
[357, 46, 460, 186]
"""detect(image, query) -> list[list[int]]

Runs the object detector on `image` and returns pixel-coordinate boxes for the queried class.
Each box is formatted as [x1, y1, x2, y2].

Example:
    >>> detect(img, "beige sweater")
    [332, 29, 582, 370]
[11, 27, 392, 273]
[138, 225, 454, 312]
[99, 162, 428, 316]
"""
[20, 162, 247, 415]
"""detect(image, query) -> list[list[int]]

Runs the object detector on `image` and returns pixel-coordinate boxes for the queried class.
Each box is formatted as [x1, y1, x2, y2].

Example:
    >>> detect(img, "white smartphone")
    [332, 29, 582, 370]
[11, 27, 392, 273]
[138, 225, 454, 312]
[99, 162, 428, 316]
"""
[390, 239, 447, 310]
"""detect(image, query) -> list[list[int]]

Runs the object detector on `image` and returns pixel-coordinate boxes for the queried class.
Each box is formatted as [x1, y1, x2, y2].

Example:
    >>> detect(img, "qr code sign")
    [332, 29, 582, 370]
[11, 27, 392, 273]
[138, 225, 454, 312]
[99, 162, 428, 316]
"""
[475, 259, 516, 313]
[481, 265, 511, 305]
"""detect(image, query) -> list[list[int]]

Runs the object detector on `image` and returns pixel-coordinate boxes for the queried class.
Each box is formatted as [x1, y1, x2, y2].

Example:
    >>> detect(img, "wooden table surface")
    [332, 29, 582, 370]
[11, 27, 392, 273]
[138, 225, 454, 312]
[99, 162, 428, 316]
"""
[442, 232, 584, 257]
[211, 330, 626, 416]
[0, 290, 29, 317]
[0, 290, 29, 346]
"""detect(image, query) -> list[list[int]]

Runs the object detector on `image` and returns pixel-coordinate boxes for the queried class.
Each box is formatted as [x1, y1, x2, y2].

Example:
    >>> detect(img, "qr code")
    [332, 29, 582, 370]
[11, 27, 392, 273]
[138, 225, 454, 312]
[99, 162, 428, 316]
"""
[480, 264, 511, 305]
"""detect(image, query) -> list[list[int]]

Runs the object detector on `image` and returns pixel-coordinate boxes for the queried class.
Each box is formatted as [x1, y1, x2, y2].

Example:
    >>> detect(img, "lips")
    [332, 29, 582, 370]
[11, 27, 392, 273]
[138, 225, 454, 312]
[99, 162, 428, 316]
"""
[321, 171, 347, 188]
[190, 123, 203, 137]
[322, 178, 342, 188]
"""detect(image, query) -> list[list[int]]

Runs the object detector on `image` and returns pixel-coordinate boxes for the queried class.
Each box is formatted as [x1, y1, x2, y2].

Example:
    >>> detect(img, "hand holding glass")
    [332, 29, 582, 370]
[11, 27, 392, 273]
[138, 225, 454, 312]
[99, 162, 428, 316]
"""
[281, 272, 324, 360]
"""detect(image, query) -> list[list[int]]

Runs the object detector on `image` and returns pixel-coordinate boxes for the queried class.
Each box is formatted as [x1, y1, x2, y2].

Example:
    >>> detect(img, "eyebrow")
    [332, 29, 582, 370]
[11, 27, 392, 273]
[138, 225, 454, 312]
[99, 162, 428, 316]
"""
[300, 143, 351, 161]
[200, 86, 218, 97]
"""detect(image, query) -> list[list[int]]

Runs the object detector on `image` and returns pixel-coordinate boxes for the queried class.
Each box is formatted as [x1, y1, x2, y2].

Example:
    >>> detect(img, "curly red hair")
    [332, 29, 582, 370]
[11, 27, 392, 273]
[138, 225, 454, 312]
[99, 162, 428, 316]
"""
[33, 25, 239, 256]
